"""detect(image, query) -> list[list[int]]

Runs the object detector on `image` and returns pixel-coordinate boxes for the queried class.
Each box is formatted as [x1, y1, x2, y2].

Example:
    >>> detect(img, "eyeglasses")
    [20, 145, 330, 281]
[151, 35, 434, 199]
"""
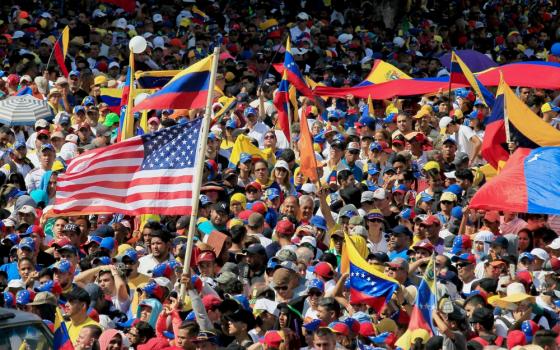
[274, 285, 288, 291]
[264, 135, 276, 139]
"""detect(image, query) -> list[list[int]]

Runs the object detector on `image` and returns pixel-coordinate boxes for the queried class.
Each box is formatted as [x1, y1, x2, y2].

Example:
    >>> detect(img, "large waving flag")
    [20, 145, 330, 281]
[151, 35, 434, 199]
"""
[345, 234, 399, 312]
[53, 26, 70, 77]
[395, 257, 436, 350]
[229, 134, 276, 166]
[133, 55, 214, 112]
[273, 71, 291, 143]
[470, 147, 560, 215]
[53, 119, 203, 215]
[480, 83, 509, 168]
[283, 39, 314, 98]
[298, 110, 319, 182]
[101, 88, 156, 113]
[136, 70, 180, 88]
[501, 77, 560, 148]
[357, 59, 412, 86]
[450, 51, 495, 107]
[54, 308, 74, 350]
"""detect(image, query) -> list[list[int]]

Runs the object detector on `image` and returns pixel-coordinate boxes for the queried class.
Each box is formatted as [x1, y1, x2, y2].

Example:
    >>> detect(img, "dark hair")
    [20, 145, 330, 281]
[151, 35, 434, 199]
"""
[337, 169, 353, 183]
[392, 154, 409, 167]
[84, 325, 103, 339]
[533, 330, 558, 348]
[320, 253, 338, 271]
[17, 257, 33, 267]
[313, 327, 335, 338]
[32, 303, 57, 322]
[230, 224, 247, 244]
[143, 221, 162, 231]
[533, 227, 557, 245]
[178, 320, 200, 337]
[150, 230, 172, 243]
[455, 169, 474, 183]
[317, 297, 341, 318]
[279, 149, 295, 163]
[463, 294, 487, 309]
[38, 268, 53, 280]
[135, 321, 155, 342]
[66, 287, 91, 308]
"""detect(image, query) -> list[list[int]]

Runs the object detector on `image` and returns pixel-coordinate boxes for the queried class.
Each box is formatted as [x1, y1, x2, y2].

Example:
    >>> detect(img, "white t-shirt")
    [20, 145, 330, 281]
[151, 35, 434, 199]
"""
[247, 122, 269, 149]
[451, 125, 480, 158]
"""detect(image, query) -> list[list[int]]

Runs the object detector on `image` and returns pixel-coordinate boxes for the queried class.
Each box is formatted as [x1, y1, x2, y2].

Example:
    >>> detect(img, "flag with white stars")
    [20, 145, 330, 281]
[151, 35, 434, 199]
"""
[54, 118, 203, 216]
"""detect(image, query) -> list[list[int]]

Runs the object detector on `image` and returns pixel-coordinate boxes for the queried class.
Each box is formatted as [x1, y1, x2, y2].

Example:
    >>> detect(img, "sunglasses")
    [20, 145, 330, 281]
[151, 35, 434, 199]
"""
[457, 263, 470, 269]
[308, 291, 322, 297]
[275, 285, 288, 291]
[388, 267, 402, 272]
[264, 135, 276, 139]
[348, 150, 360, 155]
[441, 200, 454, 205]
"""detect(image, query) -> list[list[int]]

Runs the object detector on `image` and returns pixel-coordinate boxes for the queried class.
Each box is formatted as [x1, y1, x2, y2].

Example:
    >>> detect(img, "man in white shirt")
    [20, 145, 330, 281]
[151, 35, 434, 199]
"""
[290, 13, 311, 45]
[439, 116, 482, 166]
[247, 213, 273, 247]
[244, 107, 269, 148]
[138, 230, 174, 275]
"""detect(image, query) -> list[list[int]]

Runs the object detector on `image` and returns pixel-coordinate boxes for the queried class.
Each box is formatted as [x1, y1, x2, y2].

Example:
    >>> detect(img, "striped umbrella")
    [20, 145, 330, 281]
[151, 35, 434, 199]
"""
[0, 95, 53, 126]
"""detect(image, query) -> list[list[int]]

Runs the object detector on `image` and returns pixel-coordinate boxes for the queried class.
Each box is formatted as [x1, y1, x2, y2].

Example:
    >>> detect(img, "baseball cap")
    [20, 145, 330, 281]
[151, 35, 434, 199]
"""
[439, 116, 453, 129]
[51, 259, 73, 274]
[100, 237, 116, 251]
[530, 248, 549, 261]
[313, 262, 334, 279]
[152, 263, 174, 278]
[25, 225, 45, 238]
[18, 237, 35, 251]
[451, 253, 476, 264]
[547, 238, 560, 250]
[451, 235, 472, 255]
[275, 219, 295, 235]
[389, 225, 413, 237]
[491, 236, 509, 249]
[411, 240, 435, 253]
[27, 291, 57, 306]
[310, 216, 327, 231]
[57, 244, 79, 256]
[541, 102, 560, 113]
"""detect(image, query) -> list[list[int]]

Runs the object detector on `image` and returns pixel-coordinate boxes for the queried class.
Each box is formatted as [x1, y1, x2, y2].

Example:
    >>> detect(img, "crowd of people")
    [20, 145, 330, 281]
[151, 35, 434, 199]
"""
[1, 0, 560, 350]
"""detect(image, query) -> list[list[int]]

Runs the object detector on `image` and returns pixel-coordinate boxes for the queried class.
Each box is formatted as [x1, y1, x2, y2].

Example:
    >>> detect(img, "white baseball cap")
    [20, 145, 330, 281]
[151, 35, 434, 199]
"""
[439, 116, 453, 129]
[153, 13, 163, 23]
[547, 238, 560, 250]
[531, 248, 549, 261]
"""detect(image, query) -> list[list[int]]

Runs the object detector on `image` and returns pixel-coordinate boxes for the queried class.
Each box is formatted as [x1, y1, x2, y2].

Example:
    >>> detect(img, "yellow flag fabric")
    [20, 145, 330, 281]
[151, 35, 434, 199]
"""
[502, 78, 560, 146]
[61, 26, 70, 58]
[364, 59, 412, 84]
[229, 134, 276, 166]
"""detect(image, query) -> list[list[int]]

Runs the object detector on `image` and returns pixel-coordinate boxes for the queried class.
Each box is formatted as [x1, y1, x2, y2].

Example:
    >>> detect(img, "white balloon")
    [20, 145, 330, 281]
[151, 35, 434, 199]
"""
[129, 36, 147, 54]
[134, 92, 150, 105]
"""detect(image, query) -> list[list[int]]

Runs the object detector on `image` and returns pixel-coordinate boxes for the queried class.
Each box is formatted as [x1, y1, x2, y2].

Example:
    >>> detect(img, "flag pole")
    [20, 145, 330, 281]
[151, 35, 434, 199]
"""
[180, 47, 221, 300]
[287, 91, 293, 149]
[500, 73, 513, 154]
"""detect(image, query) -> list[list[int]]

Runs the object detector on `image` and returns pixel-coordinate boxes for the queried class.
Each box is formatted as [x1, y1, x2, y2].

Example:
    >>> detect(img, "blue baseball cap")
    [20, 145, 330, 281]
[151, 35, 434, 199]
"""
[383, 113, 397, 124]
[92, 256, 111, 266]
[225, 119, 237, 129]
[83, 96, 95, 106]
[162, 109, 174, 115]
[243, 107, 257, 117]
[266, 258, 279, 271]
[99, 237, 116, 251]
[13, 141, 26, 150]
[442, 137, 457, 145]
[451, 206, 463, 220]
[207, 132, 221, 141]
[518, 252, 535, 262]
[445, 184, 462, 196]
[57, 244, 79, 255]
[418, 192, 434, 203]
[369, 142, 382, 152]
[118, 249, 138, 263]
[200, 194, 212, 207]
[73, 105, 85, 114]
[239, 152, 252, 164]
[84, 235, 103, 247]
[152, 262, 174, 278]
[454, 88, 469, 99]
[397, 208, 414, 220]
[303, 319, 322, 332]
[333, 133, 345, 143]
[389, 225, 413, 237]
[40, 144, 55, 153]
[359, 116, 376, 129]
[16, 290, 33, 305]
[92, 224, 115, 237]
[266, 188, 280, 201]
[51, 259, 72, 273]
[2, 233, 19, 245]
[313, 133, 326, 144]
[3, 291, 14, 308]
[18, 237, 35, 251]
[308, 279, 325, 293]
[185, 311, 196, 321]
[69, 70, 80, 78]
[365, 180, 379, 192]
[367, 163, 380, 175]
[451, 235, 472, 255]
[310, 216, 327, 231]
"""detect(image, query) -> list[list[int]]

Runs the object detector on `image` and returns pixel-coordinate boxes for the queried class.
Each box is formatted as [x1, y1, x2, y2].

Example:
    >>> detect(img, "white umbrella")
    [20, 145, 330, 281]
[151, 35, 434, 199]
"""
[0, 95, 53, 126]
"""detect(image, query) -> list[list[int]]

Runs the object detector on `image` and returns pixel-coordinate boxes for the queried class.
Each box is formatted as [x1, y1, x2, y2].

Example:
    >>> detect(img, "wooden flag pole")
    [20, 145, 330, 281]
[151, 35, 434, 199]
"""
[180, 47, 221, 300]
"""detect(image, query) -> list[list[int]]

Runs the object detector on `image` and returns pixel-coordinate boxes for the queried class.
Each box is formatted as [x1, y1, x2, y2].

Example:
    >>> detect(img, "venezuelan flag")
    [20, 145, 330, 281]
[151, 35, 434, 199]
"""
[450, 51, 495, 107]
[273, 71, 291, 143]
[136, 70, 180, 89]
[53, 26, 70, 77]
[471, 147, 560, 214]
[395, 257, 436, 350]
[357, 59, 412, 86]
[100, 88, 123, 113]
[283, 38, 314, 98]
[192, 6, 209, 24]
[212, 96, 236, 124]
[133, 55, 214, 112]
[345, 233, 399, 312]
[54, 308, 74, 350]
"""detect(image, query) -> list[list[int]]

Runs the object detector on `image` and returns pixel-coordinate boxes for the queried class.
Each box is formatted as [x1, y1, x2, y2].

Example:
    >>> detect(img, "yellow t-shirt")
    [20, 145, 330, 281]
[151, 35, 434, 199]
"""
[128, 273, 151, 315]
[65, 317, 100, 344]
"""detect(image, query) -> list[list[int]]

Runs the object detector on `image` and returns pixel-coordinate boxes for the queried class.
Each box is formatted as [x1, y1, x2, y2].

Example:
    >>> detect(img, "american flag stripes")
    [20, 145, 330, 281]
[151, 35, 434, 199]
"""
[53, 118, 203, 216]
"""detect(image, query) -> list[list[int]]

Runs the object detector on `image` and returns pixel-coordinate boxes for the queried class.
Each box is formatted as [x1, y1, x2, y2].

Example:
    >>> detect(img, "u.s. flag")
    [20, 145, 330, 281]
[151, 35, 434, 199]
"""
[53, 118, 203, 215]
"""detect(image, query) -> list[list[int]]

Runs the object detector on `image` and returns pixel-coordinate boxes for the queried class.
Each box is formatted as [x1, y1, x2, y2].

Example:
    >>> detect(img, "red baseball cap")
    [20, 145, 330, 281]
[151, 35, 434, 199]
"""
[261, 331, 283, 348]
[359, 322, 375, 337]
[251, 201, 267, 215]
[275, 219, 295, 236]
[412, 240, 435, 253]
[246, 182, 262, 192]
[237, 210, 253, 221]
[421, 215, 441, 226]
[314, 262, 334, 279]
[49, 236, 71, 248]
[202, 295, 222, 311]
[197, 251, 216, 264]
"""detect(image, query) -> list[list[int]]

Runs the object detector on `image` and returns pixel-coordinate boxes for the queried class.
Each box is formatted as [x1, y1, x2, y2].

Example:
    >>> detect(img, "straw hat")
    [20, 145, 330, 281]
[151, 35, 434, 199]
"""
[492, 282, 535, 310]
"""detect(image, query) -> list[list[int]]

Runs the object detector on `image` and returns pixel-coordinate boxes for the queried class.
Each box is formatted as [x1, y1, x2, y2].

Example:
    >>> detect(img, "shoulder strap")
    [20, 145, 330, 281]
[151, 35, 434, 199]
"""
[471, 337, 489, 347]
